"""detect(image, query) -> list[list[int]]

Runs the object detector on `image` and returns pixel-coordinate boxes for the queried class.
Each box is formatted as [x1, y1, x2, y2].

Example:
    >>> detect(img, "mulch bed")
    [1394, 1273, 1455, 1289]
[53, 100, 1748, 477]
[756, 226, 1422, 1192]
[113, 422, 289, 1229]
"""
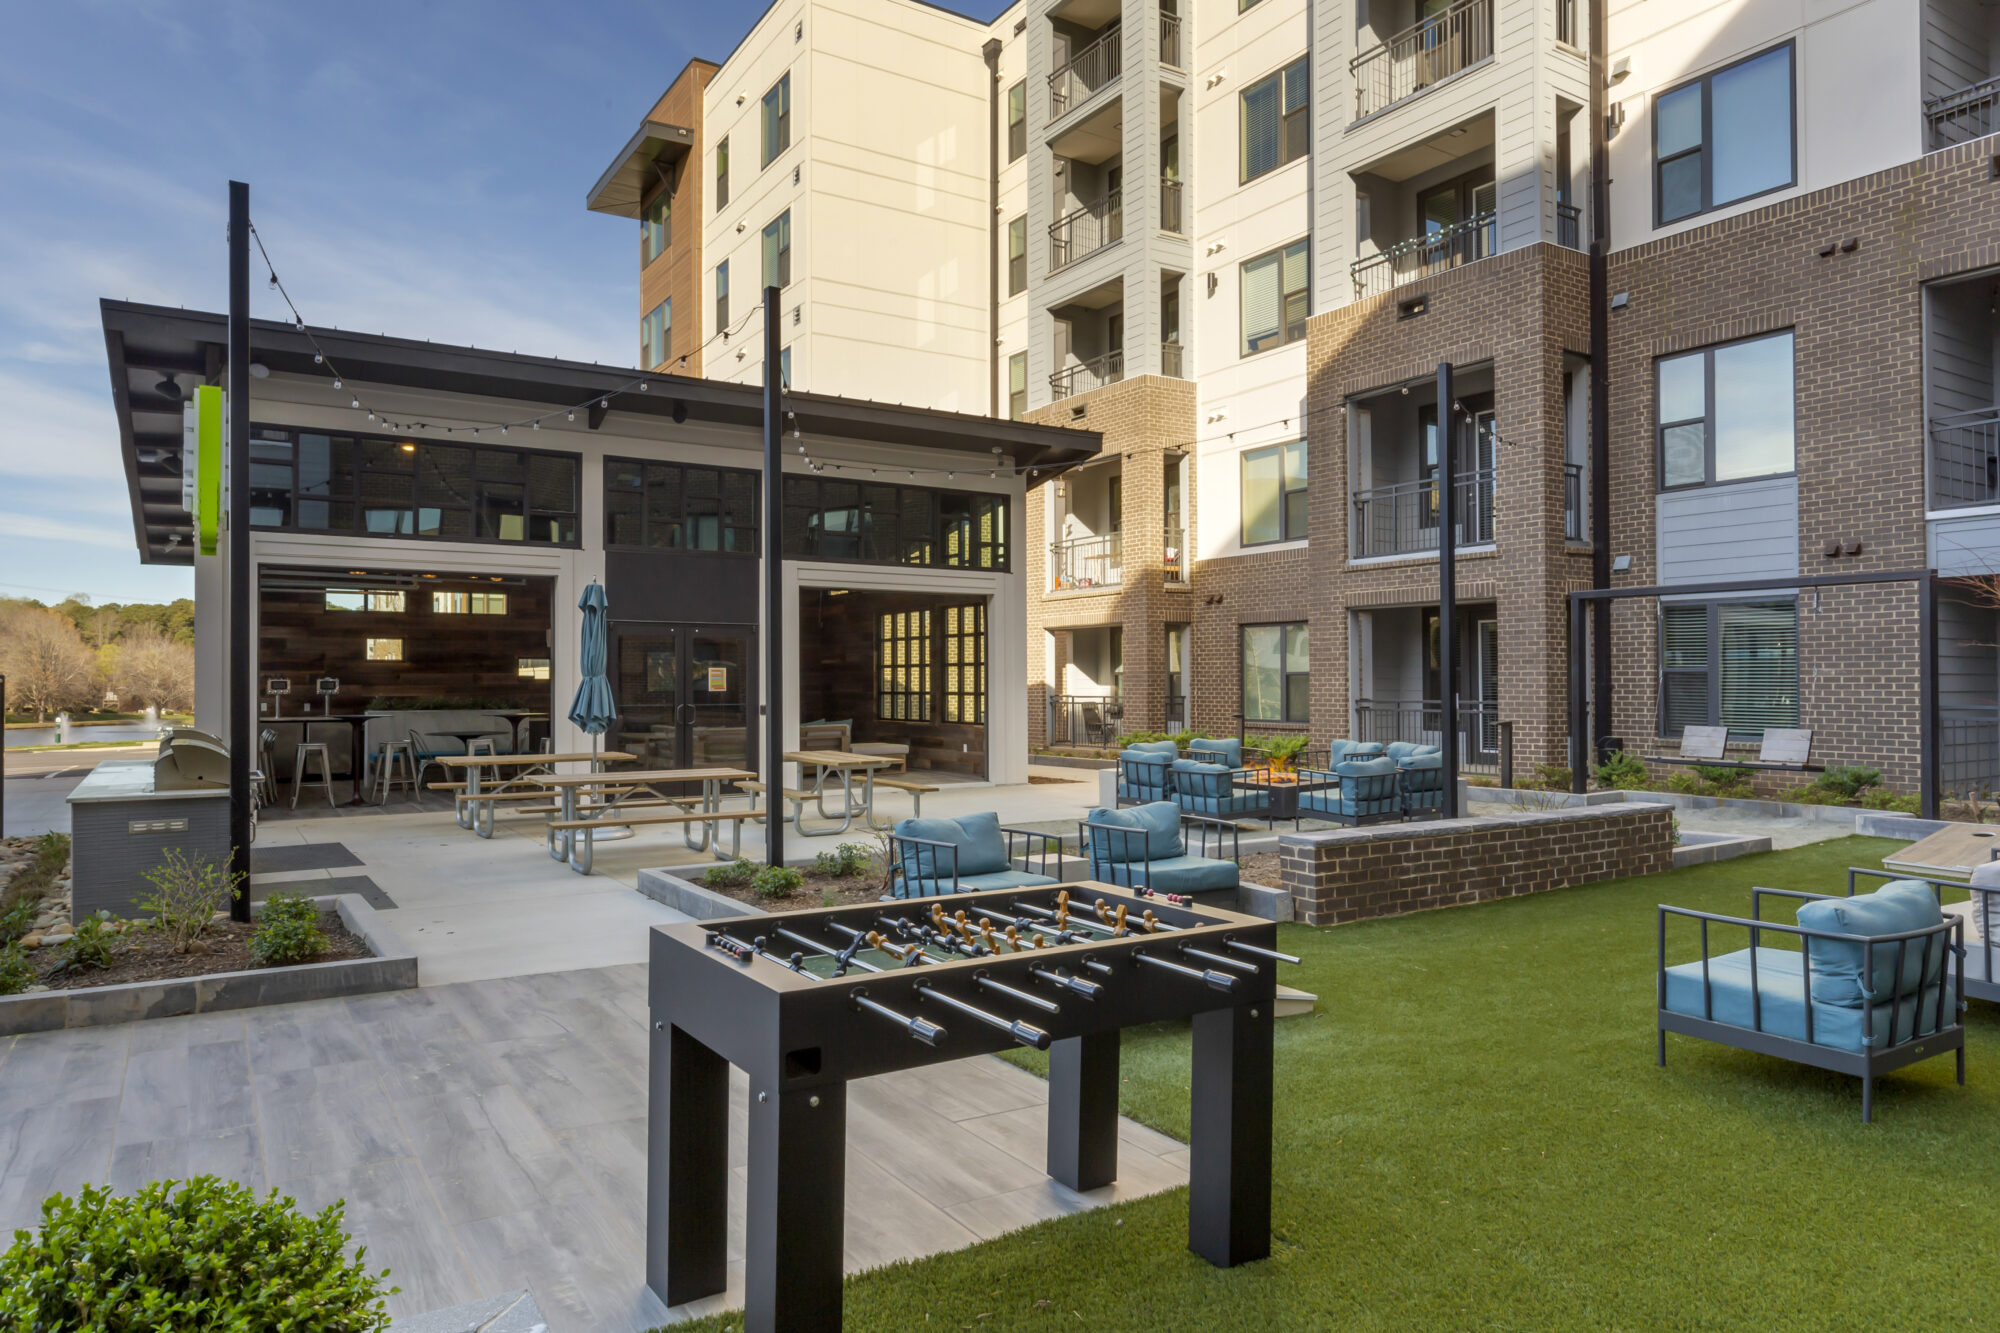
[694, 867, 894, 911]
[26, 911, 368, 991]
[1241, 852, 1282, 886]
[1027, 775, 1087, 785]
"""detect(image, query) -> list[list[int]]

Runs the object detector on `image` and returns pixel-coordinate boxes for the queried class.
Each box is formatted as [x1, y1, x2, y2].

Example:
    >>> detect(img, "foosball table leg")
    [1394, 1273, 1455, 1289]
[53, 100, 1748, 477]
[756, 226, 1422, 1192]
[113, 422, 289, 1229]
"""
[744, 1080, 849, 1333]
[648, 1023, 729, 1307]
[1187, 1002, 1273, 1268]
[1046, 1030, 1120, 1191]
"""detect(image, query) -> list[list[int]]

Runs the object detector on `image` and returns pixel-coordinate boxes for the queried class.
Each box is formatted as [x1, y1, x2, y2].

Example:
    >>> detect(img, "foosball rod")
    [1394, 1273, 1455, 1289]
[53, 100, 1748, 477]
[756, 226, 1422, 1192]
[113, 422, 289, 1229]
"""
[936, 901, 1087, 946]
[973, 971, 1061, 1014]
[1224, 937, 1302, 965]
[875, 915, 981, 957]
[771, 925, 888, 974]
[1179, 944, 1261, 975]
[852, 989, 946, 1045]
[1027, 964, 1102, 1000]
[915, 984, 1052, 1049]
[1005, 900, 1121, 938]
[1132, 949, 1236, 993]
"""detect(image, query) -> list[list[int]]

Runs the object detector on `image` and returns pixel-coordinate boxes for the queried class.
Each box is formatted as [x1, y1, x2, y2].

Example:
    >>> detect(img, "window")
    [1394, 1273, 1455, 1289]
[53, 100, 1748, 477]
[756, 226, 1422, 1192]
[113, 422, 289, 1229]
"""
[324, 589, 405, 612]
[1241, 440, 1306, 545]
[782, 477, 1009, 569]
[1007, 215, 1027, 295]
[715, 136, 729, 210]
[943, 602, 986, 723]
[715, 260, 729, 332]
[1006, 81, 1026, 161]
[1008, 352, 1027, 420]
[247, 427, 579, 546]
[1660, 600, 1799, 737]
[365, 638, 404, 662]
[1656, 330, 1794, 488]
[1240, 238, 1309, 355]
[1240, 57, 1309, 182]
[604, 458, 760, 552]
[779, 346, 792, 389]
[432, 591, 508, 615]
[1242, 623, 1308, 723]
[517, 658, 551, 680]
[641, 300, 670, 368]
[1654, 43, 1794, 225]
[761, 73, 791, 168]
[641, 192, 670, 265]
[879, 609, 932, 721]
[763, 210, 791, 288]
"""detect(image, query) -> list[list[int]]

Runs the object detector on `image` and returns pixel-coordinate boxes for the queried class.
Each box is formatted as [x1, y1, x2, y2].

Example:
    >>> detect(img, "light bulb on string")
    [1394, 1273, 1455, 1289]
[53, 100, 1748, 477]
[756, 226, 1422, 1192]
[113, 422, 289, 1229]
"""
[267, 273, 278, 290]
[313, 352, 322, 365]
[350, 397, 360, 409]
[567, 411, 575, 422]
[500, 425, 508, 435]
[531, 420, 540, 430]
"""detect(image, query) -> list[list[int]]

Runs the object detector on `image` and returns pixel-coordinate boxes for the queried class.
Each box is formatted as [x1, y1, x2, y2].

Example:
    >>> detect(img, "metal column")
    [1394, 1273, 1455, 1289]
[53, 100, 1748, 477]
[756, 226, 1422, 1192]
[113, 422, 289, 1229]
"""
[762, 284, 785, 867]
[1436, 361, 1459, 818]
[227, 181, 252, 921]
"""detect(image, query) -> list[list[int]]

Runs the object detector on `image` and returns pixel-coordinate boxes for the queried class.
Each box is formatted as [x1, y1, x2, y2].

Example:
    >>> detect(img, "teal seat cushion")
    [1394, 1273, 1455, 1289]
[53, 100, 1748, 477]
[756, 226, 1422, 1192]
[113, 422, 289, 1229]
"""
[1796, 880, 1944, 1006]
[1085, 801, 1183, 862]
[1117, 748, 1177, 801]
[1663, 947, 1950, 1052]
[1099, 854, 1240, 894]
[1188, 737, 1244, 769]
[898, 868, 1058, 899]
[893, 811, 1010, 876]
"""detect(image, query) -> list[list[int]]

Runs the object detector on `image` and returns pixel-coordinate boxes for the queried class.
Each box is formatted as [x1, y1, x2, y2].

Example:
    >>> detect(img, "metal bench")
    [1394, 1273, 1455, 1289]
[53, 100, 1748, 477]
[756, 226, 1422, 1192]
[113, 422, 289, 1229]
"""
[547, 809, 757, 874]
[1643, 726, 1823, 774]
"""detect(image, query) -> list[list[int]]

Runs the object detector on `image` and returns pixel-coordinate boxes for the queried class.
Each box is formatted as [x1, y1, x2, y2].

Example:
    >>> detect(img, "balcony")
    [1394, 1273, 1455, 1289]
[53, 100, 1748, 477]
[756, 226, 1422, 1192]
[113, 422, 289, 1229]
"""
[1354, 698, 1499, 774]
[1557, 202, 1581, 250]
[1164, 524, 1188, 584]
[1927, 75, 2000, 150]
[1160, 13, 1183, 70]
[1160, 341, 1185, 378]
[1350, 0, 1494, 122]
[1931, 407, 2000, 509]
[1352, 211, 1496, 299]
[1050, 348, 1124, 399]
[1050, 190, 1123, 272]
[1051, 531, 1121, 591]
[1161, 178, 1184, 234]
[1050, 25, 1121, 121]
[1563, 462, 1585, 541]
[1047, 693, 1122, 747]
[1351, 469, 1496, 559]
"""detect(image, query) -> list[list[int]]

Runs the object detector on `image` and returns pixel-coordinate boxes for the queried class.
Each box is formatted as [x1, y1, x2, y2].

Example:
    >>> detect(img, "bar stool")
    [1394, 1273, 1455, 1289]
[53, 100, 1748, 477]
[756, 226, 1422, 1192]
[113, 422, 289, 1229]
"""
[290, 741, 335, 808]
[372, 738, 418, 803]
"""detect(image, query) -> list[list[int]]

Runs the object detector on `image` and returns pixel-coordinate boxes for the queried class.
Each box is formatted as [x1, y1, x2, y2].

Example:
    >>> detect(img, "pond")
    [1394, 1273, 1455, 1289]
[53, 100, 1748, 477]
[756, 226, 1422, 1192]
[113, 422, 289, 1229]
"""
[3, 724, 165, 750]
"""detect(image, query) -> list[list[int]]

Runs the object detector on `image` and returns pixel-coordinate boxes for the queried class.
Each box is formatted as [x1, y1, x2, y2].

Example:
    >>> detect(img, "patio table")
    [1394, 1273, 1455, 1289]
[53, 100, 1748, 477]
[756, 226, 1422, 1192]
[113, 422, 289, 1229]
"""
[783, 749, 899, 836]
[436, 751, 634, 836]
[1231, 771, 1341, 829]
[538, 767, 756, 862]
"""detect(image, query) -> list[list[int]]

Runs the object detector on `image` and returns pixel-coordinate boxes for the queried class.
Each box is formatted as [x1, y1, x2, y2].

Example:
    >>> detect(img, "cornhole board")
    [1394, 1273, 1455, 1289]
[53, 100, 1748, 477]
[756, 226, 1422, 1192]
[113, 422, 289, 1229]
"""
[1882, 823, 2000, 880]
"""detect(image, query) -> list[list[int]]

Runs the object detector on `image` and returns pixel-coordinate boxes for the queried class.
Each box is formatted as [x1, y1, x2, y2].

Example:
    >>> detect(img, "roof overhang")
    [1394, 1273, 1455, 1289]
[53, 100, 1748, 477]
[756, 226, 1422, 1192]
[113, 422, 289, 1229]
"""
[585, 119, 696, 217]
[101, 300, 1101, 565]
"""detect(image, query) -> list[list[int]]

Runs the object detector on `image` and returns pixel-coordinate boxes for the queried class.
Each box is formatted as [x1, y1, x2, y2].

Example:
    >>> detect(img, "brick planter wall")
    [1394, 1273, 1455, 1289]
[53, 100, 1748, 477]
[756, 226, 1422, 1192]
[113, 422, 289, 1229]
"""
[1278, 802, 1674, 926]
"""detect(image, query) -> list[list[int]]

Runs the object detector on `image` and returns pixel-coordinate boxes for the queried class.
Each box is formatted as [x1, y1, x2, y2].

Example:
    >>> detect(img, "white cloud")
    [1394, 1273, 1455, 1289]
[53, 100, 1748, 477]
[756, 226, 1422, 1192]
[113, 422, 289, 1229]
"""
[0, 512, 133, 548]
[0, 370, 125, 482]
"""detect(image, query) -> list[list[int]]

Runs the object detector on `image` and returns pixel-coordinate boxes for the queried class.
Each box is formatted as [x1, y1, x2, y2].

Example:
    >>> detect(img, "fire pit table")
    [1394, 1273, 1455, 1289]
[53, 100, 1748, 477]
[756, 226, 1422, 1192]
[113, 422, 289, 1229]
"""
[1230, 768, 1340, 829]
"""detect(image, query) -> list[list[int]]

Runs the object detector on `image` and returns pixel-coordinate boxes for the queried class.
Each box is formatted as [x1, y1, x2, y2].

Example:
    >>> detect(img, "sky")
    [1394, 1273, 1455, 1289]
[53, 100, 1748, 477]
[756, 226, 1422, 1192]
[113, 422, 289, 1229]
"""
[0, 0, 1002, 607]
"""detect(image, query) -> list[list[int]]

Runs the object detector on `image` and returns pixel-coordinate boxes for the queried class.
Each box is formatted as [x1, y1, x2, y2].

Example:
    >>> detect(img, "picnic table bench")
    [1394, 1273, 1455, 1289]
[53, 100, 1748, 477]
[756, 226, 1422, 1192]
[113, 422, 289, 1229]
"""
[433, 751, 635, 833]
[737, 769, 938, 835]
[539, 768, 756, 874]
[1642, 726, 1822, 775]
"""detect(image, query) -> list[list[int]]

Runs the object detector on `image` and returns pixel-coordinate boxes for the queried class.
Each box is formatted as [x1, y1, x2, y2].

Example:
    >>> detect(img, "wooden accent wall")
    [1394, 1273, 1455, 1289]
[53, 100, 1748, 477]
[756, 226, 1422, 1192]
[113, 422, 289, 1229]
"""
[641, 59, 718, 376]
[802, 589, 988, 778]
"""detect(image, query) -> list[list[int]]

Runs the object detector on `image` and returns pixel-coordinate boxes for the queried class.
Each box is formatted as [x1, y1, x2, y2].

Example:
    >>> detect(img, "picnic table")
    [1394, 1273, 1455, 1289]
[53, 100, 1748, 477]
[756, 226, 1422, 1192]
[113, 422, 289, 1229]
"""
[539, 767, 757, 869]
[434, 751, 635, 836]
[780, 750, 901, 835]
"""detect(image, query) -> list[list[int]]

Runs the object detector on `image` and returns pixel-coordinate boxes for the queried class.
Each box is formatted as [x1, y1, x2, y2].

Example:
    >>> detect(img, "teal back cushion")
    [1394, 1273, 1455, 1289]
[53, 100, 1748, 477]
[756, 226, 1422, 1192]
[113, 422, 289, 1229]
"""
[1328, 740, 1386, 764]
[1796, 879, 1943, 1007]
[1124, 739, 1179, 759]
[894, 810, 1010, 876]
[1188, 737, 1243, 769]
[1086, 802, 1184, 862]
[1385, 741, 1442, 762]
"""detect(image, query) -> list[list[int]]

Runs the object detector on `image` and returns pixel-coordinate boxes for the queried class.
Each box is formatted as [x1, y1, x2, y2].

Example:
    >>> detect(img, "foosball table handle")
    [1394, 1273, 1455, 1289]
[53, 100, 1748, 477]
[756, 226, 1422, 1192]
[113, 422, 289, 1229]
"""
[852, 990, 946, 1046]
[1029, 965, 1102, 1000]
[1133, 950, 1237, 993]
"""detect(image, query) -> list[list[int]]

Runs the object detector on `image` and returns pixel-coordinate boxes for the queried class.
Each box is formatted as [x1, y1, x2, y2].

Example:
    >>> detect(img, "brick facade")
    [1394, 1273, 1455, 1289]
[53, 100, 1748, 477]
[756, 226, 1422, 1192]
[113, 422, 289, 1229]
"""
[1278, 802, 1674, 926]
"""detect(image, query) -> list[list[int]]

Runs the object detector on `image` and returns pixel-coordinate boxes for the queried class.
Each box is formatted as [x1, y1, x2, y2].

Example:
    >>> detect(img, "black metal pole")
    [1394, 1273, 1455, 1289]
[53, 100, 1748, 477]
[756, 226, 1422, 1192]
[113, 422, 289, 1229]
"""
[1919, 572, 1937, 820]
[1587, 0, 1613, 768]
[227, 181, 252, 921]
[762, 284, 785, 867]
[1569, 590, 1588, 794]
[1436, 361, 1458, 818]
[1, 674, 7, 838]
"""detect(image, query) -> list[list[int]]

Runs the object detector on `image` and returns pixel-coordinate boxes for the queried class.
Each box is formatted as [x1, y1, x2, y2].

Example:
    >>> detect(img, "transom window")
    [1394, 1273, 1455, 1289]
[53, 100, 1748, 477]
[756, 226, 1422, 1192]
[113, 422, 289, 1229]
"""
[1656, 330, 1794, 489]
[1241, 238, 1309, 355]
[782, 478, 1008, 570]
[1660, 599, 1799, 737]
[1240, 440, 1307, 545]
[762, 73, 791, 168]
[1240, 57, 1309, 182]
[604, 459, 760, 553]
[1654, 43, 1794, 226]
[1242, 623, 1309, 724]
[324, 589, 404, 612]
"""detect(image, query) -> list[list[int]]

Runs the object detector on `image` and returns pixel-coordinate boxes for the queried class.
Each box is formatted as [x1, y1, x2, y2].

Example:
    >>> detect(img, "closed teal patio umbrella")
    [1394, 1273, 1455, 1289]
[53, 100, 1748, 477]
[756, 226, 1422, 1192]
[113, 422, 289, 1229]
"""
[568, 581, 617, 764]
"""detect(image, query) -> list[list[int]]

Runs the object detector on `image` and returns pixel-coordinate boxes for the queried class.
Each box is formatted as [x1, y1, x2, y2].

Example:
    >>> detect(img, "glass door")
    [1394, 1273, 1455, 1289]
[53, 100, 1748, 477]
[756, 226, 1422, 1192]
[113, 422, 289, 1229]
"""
[611, 627, 680, 770]
[608, 623, 755, 774]
[686, 627, 753, 770]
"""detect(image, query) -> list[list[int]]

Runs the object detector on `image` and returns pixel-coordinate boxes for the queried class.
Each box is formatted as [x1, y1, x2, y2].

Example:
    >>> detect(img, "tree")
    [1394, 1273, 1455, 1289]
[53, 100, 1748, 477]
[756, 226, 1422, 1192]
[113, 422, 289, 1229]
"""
[113, 627, 196, 713]
[0, 606, 102, 720]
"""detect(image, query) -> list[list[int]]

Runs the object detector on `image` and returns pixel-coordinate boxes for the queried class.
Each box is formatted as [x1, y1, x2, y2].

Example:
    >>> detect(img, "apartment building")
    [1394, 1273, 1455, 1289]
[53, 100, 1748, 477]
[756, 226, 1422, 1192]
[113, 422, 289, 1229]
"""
[598, 0, 2000, 796]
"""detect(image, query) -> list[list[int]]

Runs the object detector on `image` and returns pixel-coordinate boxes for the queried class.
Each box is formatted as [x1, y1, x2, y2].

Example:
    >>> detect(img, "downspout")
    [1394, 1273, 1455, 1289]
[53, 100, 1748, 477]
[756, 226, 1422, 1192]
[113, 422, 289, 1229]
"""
[984, 38, 1003, 419]
[1587, 0, 1612, 774]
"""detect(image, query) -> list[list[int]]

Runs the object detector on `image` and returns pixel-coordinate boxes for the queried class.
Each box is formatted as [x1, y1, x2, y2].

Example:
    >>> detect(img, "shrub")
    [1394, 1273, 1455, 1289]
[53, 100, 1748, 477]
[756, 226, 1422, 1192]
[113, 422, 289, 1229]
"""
[1820, 765, 1883, 801]
[1690, 765, 1753, 798]
[704, 858, 757, 889]
[0, 896, 35, 945]
[0, 1176, 394, 1330]
[2, 831, 70, 910]
[1666, 770, 1706, 795]
[250, 893, 327, 967]
[1592, 749, 1649, 791]
[752, 865, 804, 899]
[138, 847, 242, 954]
[821, 888, 840, 908]
[1859, 787, 1921, 814]
[57, 911, 119, 974]
[0, 941, 32, 996]
[813, 843, 871, 877]
[1248, 734, 1310, 764]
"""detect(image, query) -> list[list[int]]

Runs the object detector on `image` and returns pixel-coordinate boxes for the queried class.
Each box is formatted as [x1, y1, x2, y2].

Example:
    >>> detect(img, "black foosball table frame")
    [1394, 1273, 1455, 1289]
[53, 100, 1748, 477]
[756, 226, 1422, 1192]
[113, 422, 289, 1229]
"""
[645, 880, 1292, 1331]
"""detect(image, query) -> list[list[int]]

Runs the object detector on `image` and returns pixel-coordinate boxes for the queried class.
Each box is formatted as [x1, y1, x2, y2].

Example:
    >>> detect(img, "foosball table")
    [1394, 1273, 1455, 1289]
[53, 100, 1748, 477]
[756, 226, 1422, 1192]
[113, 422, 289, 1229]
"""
[645, 881, 1297, 1331]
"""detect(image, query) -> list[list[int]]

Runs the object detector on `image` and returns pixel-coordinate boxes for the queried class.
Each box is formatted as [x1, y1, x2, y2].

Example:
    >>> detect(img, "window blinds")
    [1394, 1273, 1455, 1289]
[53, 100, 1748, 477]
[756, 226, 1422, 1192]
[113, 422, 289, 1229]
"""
[1241, 249, 1281, 353]
[1718, 601, 1798, 731]
[1660, 603, 1709, 734]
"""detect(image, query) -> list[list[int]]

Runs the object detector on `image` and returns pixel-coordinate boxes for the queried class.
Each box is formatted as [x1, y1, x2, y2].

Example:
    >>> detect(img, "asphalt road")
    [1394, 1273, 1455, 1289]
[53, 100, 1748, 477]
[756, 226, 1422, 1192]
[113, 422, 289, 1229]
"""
[1, 744, 156, 837]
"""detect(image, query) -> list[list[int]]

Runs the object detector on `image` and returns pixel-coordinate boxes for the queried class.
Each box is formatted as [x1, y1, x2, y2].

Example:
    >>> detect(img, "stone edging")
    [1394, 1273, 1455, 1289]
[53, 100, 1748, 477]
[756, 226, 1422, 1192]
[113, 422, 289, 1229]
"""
[0, 894, 417, 1036]
[1671, 831, 1773, 868]
[638, 868, 772, 920]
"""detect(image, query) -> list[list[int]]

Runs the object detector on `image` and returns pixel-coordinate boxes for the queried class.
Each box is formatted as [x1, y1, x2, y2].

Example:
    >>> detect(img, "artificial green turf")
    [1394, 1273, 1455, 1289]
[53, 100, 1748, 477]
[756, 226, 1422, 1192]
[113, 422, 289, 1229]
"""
[673, 838, 1996, 1331]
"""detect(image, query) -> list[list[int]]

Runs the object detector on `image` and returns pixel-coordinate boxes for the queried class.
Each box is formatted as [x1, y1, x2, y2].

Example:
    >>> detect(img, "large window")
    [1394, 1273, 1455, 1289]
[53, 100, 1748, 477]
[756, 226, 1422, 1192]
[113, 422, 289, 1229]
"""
[1654, 43, 1794, 226]
[1243, 623, 1308, 724]
[1008, 352, 1027, 421]
[879, 609, 932, 721]
[1656, 330, 1794, 489]
[782, 477, 1008, 570]
[365, 638, 404, 663]
[1240, 57, 1309, 182]
[715, 260, 729, 333]
[763, 210, 791, 289]
[641, 192, 670, 265]
[1660, 600, 1799, 737]
[247, 427, 580, 546]
[1007, 216, 1027, 295]
[1241, 440, 1306, 545]
[762, 72, 791, 168]
[433, 591, 507, 615]
[715, 136, 729, 209]
[1241, 238, 1309, 355]
[1006, 81, 1026, 161]
[325, 589, 404, 612]
[604, 458, 759, 553]
[943, 602, 986, 724]
[641, 299, 670, 368]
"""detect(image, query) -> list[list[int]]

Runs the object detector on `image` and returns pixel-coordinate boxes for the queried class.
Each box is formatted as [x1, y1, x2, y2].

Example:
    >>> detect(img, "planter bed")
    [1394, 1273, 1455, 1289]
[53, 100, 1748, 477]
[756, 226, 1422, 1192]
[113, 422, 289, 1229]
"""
[638, 866, 883, 918]
[0, 894, 416, 1035]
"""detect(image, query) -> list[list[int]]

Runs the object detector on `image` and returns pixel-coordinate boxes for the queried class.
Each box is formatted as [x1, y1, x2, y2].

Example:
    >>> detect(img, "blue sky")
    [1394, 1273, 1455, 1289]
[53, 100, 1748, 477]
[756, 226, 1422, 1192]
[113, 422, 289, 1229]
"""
[0, 0, 1000, 606]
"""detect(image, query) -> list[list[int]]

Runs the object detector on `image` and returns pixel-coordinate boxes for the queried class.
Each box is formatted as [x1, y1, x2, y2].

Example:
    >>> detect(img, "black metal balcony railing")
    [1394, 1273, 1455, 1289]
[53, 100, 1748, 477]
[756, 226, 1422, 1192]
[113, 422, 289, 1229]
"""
[1161, 177, 1184, 234]
[1927, 75, 2000, 151]
[1930, 407, 2000, 509]
[1160, 13, 1183, 69]
[1351, 0, 1494, 121]
[1050, 190, 1123, 271]
[1354, 698, 1500, 774]
[1165, 691, 1188, 727]
[1557, 201, 1581, 250]
[1048, 693, 1123, 747]
[1160, 341, 1185, 378]
[1563, 461, 1585, 541]
[1352, 211, 1496, 299]
[1352, 468, 1497, 559]
[1051, 531, 1122, 590]
[1050, 349, 1124, 399]
[1050, 25, 1122, 120]
[1164, 524, 1188, 583]
[1942, 706, 2000, 796]
[1556, 0, 1579, 47]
